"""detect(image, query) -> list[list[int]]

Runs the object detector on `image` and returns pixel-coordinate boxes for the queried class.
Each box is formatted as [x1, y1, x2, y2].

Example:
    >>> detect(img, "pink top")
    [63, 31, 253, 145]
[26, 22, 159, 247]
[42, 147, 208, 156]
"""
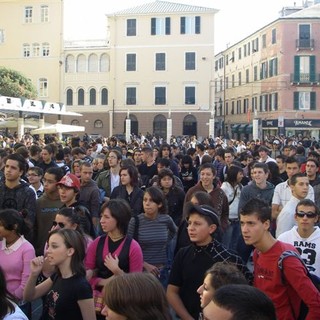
[85, 235, 143, 288]
[0, 236, 35, 300]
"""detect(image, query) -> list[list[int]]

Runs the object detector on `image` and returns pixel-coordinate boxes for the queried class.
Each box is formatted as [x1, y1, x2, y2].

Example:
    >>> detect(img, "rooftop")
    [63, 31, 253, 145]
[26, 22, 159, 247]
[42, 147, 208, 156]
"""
[283, 3, 320, 18]
[109, 0, 218, 16]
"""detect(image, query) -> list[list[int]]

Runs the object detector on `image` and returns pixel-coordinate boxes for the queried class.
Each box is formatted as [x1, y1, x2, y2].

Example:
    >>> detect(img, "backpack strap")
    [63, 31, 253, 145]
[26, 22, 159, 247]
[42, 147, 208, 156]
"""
[278, 250, 304, 283]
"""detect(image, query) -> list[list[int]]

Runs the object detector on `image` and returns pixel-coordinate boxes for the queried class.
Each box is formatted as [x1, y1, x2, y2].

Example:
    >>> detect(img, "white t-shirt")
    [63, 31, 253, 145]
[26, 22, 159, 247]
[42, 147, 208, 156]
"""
[4, 302, 28, 320]
[278, 226, 320, 278]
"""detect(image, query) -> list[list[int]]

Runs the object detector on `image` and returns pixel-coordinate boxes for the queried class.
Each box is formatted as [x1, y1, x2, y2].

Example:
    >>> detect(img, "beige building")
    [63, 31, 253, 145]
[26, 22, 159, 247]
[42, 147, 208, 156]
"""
[0, 0, 63, 105]
[214, 2, 320, 141]
[62, 1, 218, 139]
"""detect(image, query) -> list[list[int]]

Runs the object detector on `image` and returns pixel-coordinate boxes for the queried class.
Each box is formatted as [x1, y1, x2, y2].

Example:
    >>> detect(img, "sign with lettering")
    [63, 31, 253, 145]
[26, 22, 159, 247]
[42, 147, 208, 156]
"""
[285, 119, 320, 128]
[262, 120, 278, 127]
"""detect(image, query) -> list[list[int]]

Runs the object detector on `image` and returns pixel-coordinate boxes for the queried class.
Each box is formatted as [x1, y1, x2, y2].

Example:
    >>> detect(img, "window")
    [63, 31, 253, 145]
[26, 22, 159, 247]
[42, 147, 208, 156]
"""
[236, 100, 241, 114]
[185, 86, 195, 104]
[244, 98, 249, 114]
[294, 92, 316, 110]
[155, 53, 166, 71]
[270, 93, 278, 111]
[185, 52, 195, 70]
[260, 94, 268, 112]
[262, 34, 266, 48]
[155, 87, 166, 105]
[244, 44, 247, 57]
[88, 54, 98, 72]
[247, 42, 251, 55]
[89, 88, 96, 105]
[238, 72, 242, 86]
[41, 5, 49, 22]
[299, 24, 311, 48]
[126, 54, 136, 71]
[25, 6, 33, 23]
[0, 29, 4, 44]
[254, 66, 258, 81]
[238, 48, 242, 60]
[71, 119, 80, 126]
[77, 55, 86, 72]
[23, 44, 30, 57]
[100, 54, 109, 72]
[232, 74, 235, 88]
[32, 43, 40, 57]
[65, 55, 75, 73]
[42, 43, 50, 56]
[78, 89, 84, 105]
[66, 89, 73, 106]
[101, 88, 108, 105]
[252, 38, 259, 52]
[151, 17, 170, 35]
[260, 61, 268, 79]
[269, 58, 278, 77]
[271, 29, 276, 44]
[126, 87, 136, 105]
[127, 19, 136, 36]
[225, 76, 229, 89]
[294, 55, 316, 83]
[94, 120, 103, 128]
[38, 78, 48, 97]
[180, 16, 200, 34]
[246, 69, 249, 83]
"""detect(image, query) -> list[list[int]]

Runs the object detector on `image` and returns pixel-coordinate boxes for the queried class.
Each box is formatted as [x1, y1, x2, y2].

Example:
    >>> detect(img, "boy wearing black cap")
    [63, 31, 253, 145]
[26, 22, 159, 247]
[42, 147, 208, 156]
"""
[167, 204, 251, 320]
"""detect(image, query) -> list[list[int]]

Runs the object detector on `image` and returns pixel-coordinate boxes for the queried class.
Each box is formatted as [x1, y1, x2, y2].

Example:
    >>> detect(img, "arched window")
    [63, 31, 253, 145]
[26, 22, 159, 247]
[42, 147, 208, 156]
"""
[183, 114, 197, 136]
[71, 119, 80, 126]
[153, 114, 167, 138]
[76, 54, 86, 72]
[89, 88, 96, 105]
[23, 43, 30, 57]
[94, 120, 103, 128]
[65, 55, 75, 73]
[88, 54, 98, 72]
[101, 88, 108, 105]
[78, 88, 84, 105]
[100, 53, 109, 72]
[66, 89, 73, 106]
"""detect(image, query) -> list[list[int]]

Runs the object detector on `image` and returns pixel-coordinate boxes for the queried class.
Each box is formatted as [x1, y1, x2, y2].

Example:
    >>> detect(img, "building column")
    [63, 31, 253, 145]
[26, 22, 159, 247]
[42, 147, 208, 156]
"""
[57, 115, 62, 141]
[17, 111, 24, 140]
[109, 110, 113, 137]
[209, 118, 215, 139]
[166, 116, 172, 143]
[125, 118, 131, 143]
[253, 118, 259, 141]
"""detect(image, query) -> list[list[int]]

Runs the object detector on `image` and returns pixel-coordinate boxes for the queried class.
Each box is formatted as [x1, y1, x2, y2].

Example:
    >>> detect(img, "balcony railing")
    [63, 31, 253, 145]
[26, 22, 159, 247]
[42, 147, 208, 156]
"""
[296, 38, 314, 50]
[290, 73, 320, 84]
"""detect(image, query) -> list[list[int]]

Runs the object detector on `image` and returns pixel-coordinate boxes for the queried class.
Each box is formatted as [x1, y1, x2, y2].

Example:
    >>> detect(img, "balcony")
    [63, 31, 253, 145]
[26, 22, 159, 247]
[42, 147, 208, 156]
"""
[296, 38, 314, 50]
[290, 73, 320, 85]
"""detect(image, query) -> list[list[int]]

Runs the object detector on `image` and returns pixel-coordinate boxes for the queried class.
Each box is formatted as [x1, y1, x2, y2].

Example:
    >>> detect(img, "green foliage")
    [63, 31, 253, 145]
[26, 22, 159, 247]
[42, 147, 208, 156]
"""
[0, 67, 37, 99]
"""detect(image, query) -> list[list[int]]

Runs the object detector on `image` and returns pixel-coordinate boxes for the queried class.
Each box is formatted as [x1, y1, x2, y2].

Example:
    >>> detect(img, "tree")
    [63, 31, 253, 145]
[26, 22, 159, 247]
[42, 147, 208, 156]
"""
[0, 67, 37, 99]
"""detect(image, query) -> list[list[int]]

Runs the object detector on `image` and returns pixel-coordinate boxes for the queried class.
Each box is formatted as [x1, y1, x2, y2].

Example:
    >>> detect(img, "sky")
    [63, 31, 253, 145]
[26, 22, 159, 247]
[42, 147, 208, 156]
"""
[64, 0, 299, 53]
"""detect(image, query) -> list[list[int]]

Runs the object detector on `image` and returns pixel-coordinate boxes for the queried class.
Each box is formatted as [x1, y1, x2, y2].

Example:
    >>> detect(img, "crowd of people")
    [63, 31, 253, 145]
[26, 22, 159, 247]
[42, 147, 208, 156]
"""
[0, 131, 320, 319]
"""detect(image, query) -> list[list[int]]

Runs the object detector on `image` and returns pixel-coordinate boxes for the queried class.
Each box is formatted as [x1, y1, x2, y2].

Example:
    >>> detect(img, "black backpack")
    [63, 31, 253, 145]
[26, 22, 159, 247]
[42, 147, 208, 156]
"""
[278, 250, 320, 320]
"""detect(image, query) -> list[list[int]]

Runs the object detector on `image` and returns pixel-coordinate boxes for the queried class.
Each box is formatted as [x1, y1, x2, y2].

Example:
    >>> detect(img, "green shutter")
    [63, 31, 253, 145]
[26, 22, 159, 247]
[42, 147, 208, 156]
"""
[310, 55, 316, 82]
[180, 17, 185, 34]
[310, 92, 316, 110]
[195, 16, 201, 34]
[275, 58, 278, 76]
[294, 92, 299, 110]
[294, 56, 300, 82]
[151, 18, 156, 35]
[165, 17, 170, 35]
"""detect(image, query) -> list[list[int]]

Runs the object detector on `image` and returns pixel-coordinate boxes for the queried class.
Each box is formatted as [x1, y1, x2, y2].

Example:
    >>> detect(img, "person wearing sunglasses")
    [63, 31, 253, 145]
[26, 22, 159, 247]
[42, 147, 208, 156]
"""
[278, 199, 320, 278]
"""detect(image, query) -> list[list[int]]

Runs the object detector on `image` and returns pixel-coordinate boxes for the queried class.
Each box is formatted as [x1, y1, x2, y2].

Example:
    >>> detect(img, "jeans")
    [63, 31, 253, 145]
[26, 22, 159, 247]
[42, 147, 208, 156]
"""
[222, 220, 240, 252]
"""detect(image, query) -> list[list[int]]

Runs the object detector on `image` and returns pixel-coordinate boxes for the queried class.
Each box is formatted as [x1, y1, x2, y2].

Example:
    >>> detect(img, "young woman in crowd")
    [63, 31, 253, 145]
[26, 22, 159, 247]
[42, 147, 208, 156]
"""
[221, 165, 243, 251]
[0, 266, 28, 320]
[85, 199, 143, 319]
[127, 186, 177, 288]
[23, 229, 95, 320]
[0, 209, 35, 318]
[101, 272, 172, 320]
[71, 159, 82, 178]
[110, 165, 143, 216]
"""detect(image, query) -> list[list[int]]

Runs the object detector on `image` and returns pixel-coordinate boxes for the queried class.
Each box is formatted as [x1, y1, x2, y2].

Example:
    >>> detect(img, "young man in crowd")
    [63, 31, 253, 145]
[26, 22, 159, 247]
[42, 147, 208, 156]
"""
[167, 204, 250, 320]
[33, 167, 64, 255]
[305, 158, 320, 187]
[138, 146, 157, 189]
[278, 199, 320, 278]
[26, 166, 44, 198]
[240, 198, 320, 319]
[275, 154, 288, 181]
[276, 173, 310, 237]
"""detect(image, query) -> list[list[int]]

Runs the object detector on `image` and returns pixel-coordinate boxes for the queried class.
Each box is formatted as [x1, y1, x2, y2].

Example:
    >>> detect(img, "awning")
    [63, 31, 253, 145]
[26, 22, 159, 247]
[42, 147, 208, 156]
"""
[238, 124, 248, 133]
[231, 124, 240, 133]
[30, 123, 85, 135]
[245, 124, 253, 134]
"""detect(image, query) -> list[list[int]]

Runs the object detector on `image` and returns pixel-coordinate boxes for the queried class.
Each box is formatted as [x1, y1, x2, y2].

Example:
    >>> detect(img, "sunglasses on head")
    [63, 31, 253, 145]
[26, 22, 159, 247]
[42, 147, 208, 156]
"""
[52, 221, 65, 228]
[296, 211, 317, 219]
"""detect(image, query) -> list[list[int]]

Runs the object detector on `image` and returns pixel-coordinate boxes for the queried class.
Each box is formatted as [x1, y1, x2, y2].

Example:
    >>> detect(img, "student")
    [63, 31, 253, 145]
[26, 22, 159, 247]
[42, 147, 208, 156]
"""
[240, 198, 320, 319]
[203, 284, 276, 320]
[101, 273, 171, 320]
[276, 173, 309, 237]
[85, 199, 143, 319]
[167, 204, 250, 320]
[278, 199, 320, 278]
[23, 229, 96, 320]
[197, 262, 247, 310]
[0, 266, 28, 320]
